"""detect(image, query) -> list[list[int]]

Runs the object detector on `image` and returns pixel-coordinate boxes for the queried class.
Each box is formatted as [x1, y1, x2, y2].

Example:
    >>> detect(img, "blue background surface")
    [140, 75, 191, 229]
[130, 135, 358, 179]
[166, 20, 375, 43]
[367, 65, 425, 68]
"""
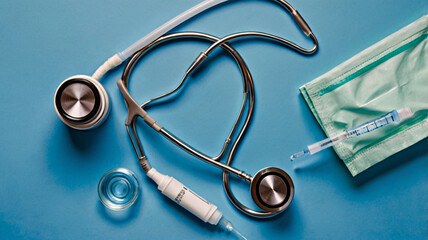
[0, 0, 427, 239]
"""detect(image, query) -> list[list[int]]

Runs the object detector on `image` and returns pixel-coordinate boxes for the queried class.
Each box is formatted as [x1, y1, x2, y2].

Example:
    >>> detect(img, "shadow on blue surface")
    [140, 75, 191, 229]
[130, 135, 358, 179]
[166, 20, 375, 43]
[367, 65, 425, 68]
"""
[293, 155, 329, 171]
[65, 121, 109, 150]
[351, 138, 428, 187]
[97, 195, 141, 225]
[46, 117, 120, 190]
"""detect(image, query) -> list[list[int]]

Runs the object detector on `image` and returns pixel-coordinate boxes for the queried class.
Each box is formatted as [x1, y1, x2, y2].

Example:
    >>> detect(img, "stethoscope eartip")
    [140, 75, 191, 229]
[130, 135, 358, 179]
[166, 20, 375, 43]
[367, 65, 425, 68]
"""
[54, 75, 110, 130]
[250, 167, 294, 214]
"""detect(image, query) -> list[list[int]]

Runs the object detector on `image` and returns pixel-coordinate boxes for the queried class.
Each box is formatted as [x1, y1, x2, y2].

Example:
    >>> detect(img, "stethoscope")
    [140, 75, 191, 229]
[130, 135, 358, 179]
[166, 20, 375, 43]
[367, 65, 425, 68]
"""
[54, 0, 318, 218]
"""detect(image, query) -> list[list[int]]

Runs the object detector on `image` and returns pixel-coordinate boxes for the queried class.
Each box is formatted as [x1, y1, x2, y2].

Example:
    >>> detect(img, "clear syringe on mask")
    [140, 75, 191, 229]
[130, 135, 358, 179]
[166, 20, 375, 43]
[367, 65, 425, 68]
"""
[290, 107, 413, 161]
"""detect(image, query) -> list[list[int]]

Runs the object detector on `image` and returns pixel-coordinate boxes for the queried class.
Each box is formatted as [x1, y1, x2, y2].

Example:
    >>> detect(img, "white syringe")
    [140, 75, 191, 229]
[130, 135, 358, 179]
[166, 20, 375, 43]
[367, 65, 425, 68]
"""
[147, 168, 247, 240]
[290, 107, 413, 161]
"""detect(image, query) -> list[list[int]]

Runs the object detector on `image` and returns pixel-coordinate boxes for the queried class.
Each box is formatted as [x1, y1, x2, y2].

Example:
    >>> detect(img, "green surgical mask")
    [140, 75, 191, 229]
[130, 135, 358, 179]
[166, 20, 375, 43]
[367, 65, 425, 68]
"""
[300, 15, 428, 176]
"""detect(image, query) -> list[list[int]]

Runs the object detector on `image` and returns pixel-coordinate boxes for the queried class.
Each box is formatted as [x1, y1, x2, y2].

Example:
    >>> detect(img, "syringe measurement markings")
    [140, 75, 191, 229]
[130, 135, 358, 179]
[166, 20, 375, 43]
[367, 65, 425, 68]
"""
[320, 139, 333, 148]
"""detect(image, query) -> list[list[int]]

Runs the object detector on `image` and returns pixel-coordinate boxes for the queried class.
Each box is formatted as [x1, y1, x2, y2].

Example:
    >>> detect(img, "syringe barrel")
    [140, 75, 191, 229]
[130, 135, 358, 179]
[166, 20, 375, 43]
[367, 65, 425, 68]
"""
[147, 168, 223, 225]
[307, 132, 349, 154]
[307, 138, 332, 154]
[346, 110, 399, 138]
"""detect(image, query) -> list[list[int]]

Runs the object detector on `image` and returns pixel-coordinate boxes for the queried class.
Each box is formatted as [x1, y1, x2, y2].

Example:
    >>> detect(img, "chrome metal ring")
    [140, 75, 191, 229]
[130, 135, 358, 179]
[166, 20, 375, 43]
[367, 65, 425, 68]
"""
[250, 167, 294, 213]
[54, 75, 110, 130]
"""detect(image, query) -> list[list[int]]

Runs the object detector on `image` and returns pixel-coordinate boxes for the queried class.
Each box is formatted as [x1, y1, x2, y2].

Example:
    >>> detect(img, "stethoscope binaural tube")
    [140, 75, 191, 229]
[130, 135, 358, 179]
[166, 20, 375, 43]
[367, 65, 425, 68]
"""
[118, 32, 298, 218]
[95, 0, 317, 81]
[55, 0, 317, 130]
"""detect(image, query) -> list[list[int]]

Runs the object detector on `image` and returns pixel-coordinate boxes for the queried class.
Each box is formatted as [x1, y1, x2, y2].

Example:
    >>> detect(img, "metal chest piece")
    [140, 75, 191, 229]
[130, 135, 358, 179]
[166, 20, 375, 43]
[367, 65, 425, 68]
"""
[54, 75, 110, 130]
[250, 167, 294, 213]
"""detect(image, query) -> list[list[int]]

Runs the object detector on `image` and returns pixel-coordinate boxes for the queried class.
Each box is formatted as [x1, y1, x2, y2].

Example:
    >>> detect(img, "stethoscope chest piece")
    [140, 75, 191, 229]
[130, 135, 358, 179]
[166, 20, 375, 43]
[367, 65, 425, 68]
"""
[54, 75, 110, 130]
[250, 167, 294, 213]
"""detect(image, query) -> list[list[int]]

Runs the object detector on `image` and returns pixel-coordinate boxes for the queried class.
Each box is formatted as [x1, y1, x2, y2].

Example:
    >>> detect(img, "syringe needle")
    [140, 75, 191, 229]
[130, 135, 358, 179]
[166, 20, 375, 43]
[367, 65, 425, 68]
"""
[290, 149, 309, 161]
[230, 228, 247, 240]
[219, 217, 247, 240]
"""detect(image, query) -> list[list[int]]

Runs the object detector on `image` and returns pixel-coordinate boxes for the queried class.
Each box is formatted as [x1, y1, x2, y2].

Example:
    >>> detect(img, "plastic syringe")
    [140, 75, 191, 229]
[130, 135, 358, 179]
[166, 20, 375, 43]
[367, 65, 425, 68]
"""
[290, 107, 413, 161]
[147, 168, 247, 240]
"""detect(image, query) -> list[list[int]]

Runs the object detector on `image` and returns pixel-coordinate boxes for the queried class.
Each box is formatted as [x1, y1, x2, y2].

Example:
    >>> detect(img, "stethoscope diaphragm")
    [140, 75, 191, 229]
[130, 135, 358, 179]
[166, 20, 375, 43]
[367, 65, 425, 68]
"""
[250, 167, 294, 213]
[54, 75, 110, 130]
